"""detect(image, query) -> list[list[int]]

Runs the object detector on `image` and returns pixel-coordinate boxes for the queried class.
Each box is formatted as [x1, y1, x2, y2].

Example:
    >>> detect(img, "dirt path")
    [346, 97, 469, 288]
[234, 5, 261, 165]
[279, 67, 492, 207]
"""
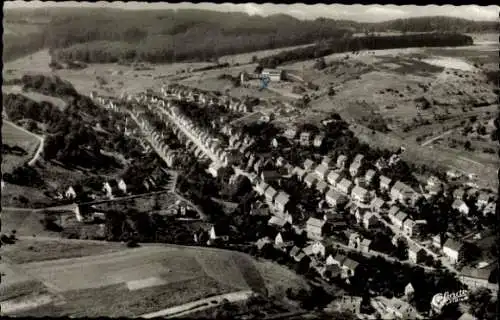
[421, 129, 455, 146]
[3, 119, 45, 167]
[140, 290, 254, 319]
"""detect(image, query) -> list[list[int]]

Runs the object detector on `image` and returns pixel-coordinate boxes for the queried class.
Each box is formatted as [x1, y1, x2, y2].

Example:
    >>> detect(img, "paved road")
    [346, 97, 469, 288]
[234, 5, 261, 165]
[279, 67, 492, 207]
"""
[140, 290, 254, 319]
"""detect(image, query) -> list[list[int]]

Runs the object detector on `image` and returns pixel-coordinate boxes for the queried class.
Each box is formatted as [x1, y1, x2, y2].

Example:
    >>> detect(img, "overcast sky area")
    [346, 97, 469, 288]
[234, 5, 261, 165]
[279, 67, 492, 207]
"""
[4, 1, 500, 22]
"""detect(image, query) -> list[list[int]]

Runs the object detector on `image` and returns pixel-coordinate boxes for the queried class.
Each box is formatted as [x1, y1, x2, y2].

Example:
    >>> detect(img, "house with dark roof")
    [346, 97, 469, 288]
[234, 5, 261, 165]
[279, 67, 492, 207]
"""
[342, 258, 360, 278]
[459, 265, 498, 292]
[261, 170, 281, 183]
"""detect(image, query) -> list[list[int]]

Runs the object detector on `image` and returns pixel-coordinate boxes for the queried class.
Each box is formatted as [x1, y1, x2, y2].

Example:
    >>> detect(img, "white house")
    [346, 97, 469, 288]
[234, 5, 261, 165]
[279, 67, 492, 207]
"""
[306, 217, 326, 241]
[336, 155, 348, 169]
[363, 212, 378, 229]
[261, 68, 283, 82]
[304, 173, 317, 188]
[364, 169, 376, 185]
[325, 189, 347, 208]
[300, 132, 311, 146]
[379, 175, 392, 191]
[452, 199, 470, 215]
[311, 241, 326, 257]
[314, 164, 329, 181]
[327, 171, 342, 186]
[303, 159, 315, 171]
[349, 161, 362, 178]
[118, 179, 127, 194]
[403, 218, 417, 237]
[274, 191, 290, 214]
[392, 211, 408, 229]
[336, 178, 353, 195]
[443, 238, 463, 264]
[265, 186, 278, 204]
[65, 186, 77, 200]
[351, 185, 370, 203]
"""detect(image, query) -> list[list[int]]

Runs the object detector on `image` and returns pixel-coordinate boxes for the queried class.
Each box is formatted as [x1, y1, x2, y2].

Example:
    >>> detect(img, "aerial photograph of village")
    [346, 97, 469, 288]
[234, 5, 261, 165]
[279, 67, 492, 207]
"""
[1, 2, 498, 319]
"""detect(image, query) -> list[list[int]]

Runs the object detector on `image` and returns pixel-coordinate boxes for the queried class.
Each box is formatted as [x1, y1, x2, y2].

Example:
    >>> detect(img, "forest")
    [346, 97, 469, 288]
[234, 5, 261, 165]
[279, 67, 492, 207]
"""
[4, 7, 495, 63]
[258, 33, 474, 68]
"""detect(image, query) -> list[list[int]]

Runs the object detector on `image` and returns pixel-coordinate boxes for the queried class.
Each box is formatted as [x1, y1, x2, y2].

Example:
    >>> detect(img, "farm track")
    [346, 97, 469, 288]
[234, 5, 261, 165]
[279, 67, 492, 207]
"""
[2, 119, 45, 167]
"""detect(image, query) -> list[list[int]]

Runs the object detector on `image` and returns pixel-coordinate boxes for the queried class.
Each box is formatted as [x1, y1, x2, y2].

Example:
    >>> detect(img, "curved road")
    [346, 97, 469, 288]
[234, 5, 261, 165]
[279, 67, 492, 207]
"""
[3, 120, 45, 166]
[140, 290, 254, 319]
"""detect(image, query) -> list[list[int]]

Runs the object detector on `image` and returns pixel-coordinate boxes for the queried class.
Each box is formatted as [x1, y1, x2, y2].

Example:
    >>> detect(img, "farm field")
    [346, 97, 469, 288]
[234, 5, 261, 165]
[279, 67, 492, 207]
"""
[2, 241, 309, 317]
[3, 49, 53, 78]
[1, 120, 41, 173]
[0, 209, 61, 238]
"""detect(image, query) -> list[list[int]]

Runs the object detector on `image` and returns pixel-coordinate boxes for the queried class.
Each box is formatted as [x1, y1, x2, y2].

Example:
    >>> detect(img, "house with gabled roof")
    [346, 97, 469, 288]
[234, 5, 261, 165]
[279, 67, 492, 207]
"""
[364, 169, 376, 185]
[304, 173, 317, 188]
[306, 217, 326, 240]
[276, 156, 288, 167]
[348, 232, 362, 249]
[316, 180, 329, 194]
[476, 192, 491, 208]
[483, 202, 495, 216]
[459, 265, 498, 292]
[408, 243, 426, 264]
[351, 185, 370, 203]
[268, 216, 288, 228]
[371, 197, 385, 213]
[300, 132, 311, 146]
[331, 253, 347, 266]
[342, 258, 360, 278]
[65, 186, 78, 200]
[336, 178, 353, 195]
[349, 160, 363, 178]
[274, 191, 290, 214]
[360, 238, 372, 252]
[379, 175, 392, 192]
[274, 232, 294, 250]
[325, 189, 348, 208]
[432, 233, 447, 249]
[321, 156, 333, 168]
[403, 218, 417, 237]
[313, 134, 325, 148]
[443, 238, 463, 264]
[392, 211, 408, 229]
[363, 212, 378, 230]
[264, 186, 278, 203]
[303, 159, 315, 171]
[453, 188, 465, 200]
[452, 199, 470, 215]
[314, 164, 329, 181]
[336, 155, 348, 170]
[327, 171, 342, 186]
[311, 240, 326, 257]
[391, 181, 416, 204]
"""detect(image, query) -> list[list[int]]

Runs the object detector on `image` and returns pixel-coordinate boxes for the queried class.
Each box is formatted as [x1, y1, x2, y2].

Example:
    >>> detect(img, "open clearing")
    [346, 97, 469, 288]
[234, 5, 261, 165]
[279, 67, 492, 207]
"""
[0, 210, 63, 239]
[1, 120, 40, 173]
[3, 85, 68, 110]
[3, 240, 309, 317]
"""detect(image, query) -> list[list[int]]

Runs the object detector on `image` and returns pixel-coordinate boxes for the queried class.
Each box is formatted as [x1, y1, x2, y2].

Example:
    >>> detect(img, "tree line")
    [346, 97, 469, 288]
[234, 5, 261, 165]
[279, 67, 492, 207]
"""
[258, 33, 474, 68]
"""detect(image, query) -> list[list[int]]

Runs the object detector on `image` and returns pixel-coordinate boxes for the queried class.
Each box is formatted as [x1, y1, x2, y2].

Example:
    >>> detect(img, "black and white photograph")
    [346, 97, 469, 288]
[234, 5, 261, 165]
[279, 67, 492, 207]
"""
[1, 1, 499, 319]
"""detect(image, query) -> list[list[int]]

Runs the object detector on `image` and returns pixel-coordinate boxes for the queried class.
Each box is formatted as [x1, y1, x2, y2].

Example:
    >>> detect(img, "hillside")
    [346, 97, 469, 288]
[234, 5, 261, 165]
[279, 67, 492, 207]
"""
[1, 239, 310, 317]
[3, 7, 497, 63]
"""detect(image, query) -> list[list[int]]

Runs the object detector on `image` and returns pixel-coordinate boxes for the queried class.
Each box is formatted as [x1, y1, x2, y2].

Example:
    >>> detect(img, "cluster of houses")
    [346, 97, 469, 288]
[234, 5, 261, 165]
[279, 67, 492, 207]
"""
[282, 127, 325, 148]
[131, 109, 181, 168]
[160, 84, 255, 113]
[64, 178, 127, 201]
